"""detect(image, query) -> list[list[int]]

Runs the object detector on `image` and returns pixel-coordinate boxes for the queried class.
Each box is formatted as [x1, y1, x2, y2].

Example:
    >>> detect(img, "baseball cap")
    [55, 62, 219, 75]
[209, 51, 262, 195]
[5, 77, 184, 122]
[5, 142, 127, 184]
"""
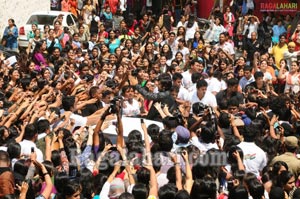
[285, 136, 298, 148]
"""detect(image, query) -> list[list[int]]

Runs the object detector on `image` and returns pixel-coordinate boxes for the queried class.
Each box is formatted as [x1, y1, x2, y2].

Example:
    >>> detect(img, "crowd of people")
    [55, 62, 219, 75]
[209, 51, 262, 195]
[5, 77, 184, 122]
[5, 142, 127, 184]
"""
[1, 0, 300, 199]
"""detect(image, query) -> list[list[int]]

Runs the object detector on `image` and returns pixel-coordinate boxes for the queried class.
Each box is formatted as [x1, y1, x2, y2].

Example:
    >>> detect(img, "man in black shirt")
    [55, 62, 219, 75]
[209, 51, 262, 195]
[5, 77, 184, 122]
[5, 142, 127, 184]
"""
[243, 32, 262, 64]
[216, 78, 244, 107]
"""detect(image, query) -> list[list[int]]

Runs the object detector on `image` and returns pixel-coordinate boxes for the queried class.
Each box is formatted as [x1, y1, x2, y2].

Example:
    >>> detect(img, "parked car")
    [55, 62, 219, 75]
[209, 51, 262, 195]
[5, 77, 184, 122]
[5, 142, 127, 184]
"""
[18, 11, 78, 48]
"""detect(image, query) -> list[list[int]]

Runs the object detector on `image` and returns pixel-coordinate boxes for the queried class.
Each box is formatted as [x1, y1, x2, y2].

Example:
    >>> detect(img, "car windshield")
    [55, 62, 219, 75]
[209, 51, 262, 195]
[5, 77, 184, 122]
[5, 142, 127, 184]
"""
[26, 15, 58, 25]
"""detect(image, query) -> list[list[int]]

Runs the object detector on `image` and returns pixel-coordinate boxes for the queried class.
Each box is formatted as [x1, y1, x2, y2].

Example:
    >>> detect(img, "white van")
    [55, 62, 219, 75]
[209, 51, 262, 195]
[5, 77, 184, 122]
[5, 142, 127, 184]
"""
[18, 11, 78, 48]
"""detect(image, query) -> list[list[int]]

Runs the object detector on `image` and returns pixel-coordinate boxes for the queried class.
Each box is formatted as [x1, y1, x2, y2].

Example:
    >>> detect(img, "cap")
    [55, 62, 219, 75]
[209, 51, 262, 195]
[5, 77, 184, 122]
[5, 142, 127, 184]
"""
[288, 42, 296, 47]
[241, 115, 251, 126]
[285, 136, 298, 148]
[175, 125, 190, 144]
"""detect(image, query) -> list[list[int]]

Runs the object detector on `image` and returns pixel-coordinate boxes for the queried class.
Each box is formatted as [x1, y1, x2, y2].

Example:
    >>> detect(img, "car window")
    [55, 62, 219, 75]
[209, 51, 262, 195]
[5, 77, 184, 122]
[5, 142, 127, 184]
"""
[66, 15, 74, 26]
[71, 14, 78, 24]
[26, 15, 57, 25]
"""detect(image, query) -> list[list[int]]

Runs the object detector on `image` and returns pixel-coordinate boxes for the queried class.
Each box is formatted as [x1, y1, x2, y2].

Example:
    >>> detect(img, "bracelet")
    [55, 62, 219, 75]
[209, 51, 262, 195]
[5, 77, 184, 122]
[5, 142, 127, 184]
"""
[174, 162, 180, 165]
[42, 172, 49, 177]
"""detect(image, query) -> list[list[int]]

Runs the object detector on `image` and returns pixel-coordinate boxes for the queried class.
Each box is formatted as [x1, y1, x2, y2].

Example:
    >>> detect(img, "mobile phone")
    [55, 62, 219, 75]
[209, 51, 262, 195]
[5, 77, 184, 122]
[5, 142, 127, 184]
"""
[31, 147, 34, 153]
[141, 118, 144, 123]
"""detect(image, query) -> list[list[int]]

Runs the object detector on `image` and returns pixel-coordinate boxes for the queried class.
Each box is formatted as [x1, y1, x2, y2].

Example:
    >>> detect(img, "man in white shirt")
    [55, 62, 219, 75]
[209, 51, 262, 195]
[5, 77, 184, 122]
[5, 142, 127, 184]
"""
[188, 79, 217, 109]
[238, 124, 267, 177]
[182, 59, 204, 91]
[207, 70, 227, 95]
[19, 124, 44, 162]
[215, 32, 235, 59]
[284, 42, 300, 69]
[172, 73, 189, 101]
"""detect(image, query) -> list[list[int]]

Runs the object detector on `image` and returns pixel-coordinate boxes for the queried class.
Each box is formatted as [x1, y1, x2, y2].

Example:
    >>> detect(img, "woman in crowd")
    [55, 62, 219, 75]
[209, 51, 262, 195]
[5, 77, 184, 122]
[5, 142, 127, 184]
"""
[278, 60, 300, 93]
[2, 18, 18, 52]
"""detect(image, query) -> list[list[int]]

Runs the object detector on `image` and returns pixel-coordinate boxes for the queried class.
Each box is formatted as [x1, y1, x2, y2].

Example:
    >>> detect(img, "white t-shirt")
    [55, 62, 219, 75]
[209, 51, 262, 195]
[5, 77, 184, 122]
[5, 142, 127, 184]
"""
[207, 77, 227, 94]
[70, 113, 87, 128]
[188, 90, 218, 108]
[190, 136, 224, 154]
[182, 70, 193, 90]
[122, 99, 140, 116]
[185, 21, 199, 41]
[19, 139, 44, 162]
[178, 86, 190, 101]
[237, 142, 267, 177]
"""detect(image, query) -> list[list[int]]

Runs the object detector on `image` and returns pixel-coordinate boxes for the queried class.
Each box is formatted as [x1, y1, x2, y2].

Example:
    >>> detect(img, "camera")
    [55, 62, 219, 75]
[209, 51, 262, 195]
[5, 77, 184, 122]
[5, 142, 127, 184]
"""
[109, 96, 122, 114]
[105, 79, 117, 89]
[192, 102, 209, 117]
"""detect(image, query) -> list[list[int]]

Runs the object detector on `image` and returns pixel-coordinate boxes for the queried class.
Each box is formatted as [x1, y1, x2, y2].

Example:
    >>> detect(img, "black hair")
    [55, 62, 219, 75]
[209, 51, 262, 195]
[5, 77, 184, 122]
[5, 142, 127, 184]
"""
[62, 180, 82, 198]
[269, 186, 285, 199]
[20, 78, 31, 90]
[196, 79, 208, 89]
[36, 119, 50, 134]
[147, 124, 160, 143]
[172, 73, 183, 81]
[0, 126, 10, 145]
[51, 150, 61, 168]
[80, 168, 94, 199]
[94, 173, 108, 194]
[136, 167, 150, 185]
[102, 90, 113, 99]
[7, 142, 21, 159]
[158, 183, 178, 199]
[14, 159, 29, 177]
[62, 95, 75, 111]
[248, 179, 265, 199]
[23, 124, 37, 140]
[119, 192, 135, 199]
[191, 73, 203, 84]
[227, 78, 239, 87]
[254, 71, 264, 79]
[200, 124, 216, 144]
[158, 73, 172, 91]
[228, 185, 248, 199]
[243, 65, 253, 72]
[218, 112, 231, 128]
[175, 190, 190, 199]
[277, 170, 294, 188]
[190, 176, 217, 199]
[243, 124, 259, 142]
[162, 116, 178, 130]
[158, 129, 173, 152]
[132, 183, 149, 199]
